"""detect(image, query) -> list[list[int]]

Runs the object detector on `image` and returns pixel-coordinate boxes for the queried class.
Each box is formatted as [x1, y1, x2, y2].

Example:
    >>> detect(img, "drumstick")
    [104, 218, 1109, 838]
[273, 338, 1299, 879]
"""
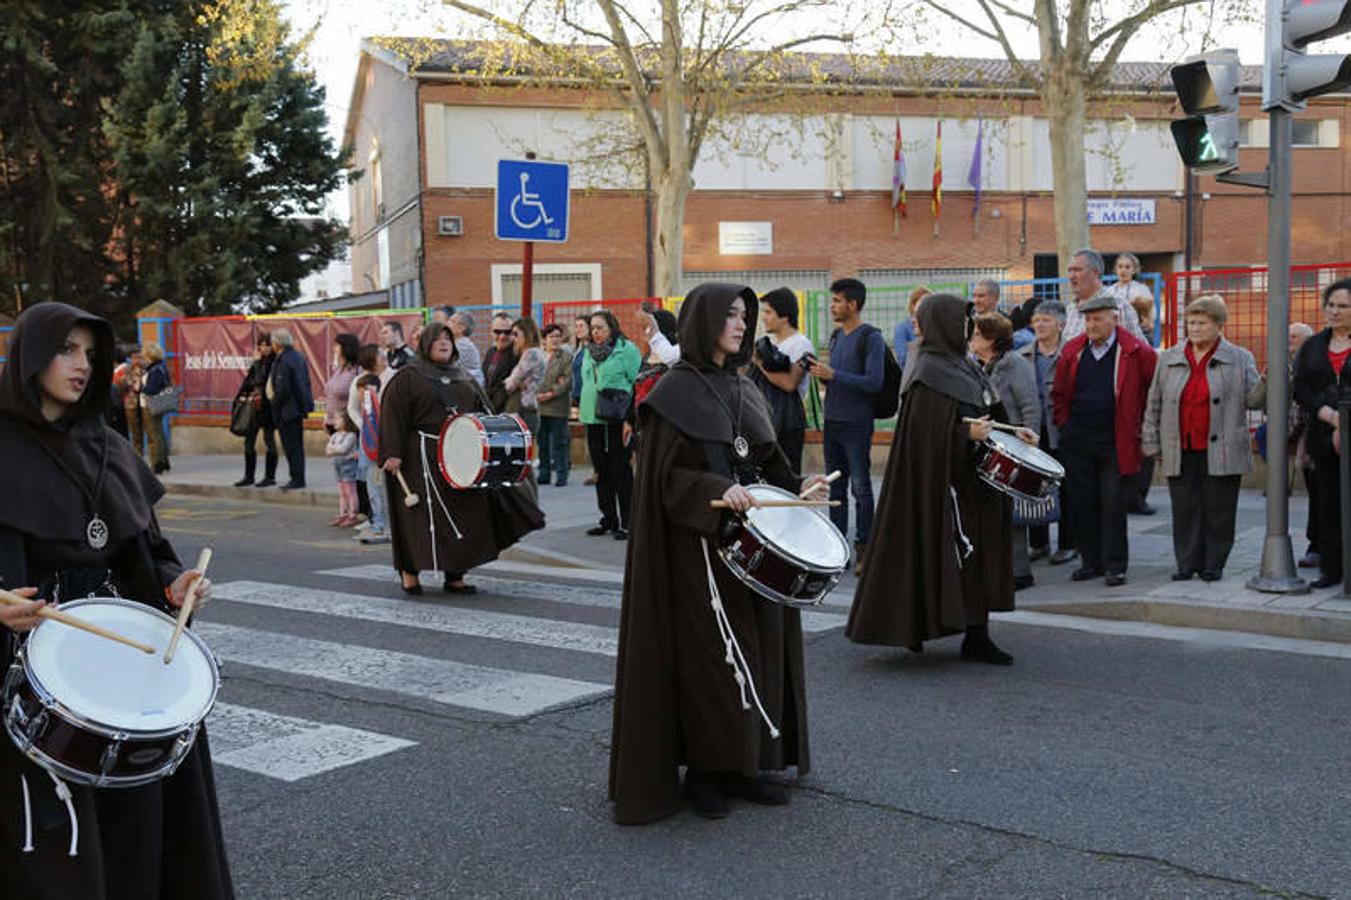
[710, 499, 840, 509]
[0, 589, 155, 655]
[962, 417, 1027, 435]
[164, 548, 212, 665]
[394, 469, 421, 507]
[798, 470, 842, 500]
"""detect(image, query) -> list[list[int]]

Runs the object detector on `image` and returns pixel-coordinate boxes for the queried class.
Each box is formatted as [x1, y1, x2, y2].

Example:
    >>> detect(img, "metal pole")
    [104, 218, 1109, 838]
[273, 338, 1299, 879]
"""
[521, 151, 536, 318]
[1248, 107, 1307, 594]
[1341, 383, 1351, 595]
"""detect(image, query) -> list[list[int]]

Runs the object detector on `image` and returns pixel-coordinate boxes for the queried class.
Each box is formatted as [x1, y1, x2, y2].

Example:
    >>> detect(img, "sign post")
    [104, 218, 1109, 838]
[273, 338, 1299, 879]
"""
[495, 157, 570, 318]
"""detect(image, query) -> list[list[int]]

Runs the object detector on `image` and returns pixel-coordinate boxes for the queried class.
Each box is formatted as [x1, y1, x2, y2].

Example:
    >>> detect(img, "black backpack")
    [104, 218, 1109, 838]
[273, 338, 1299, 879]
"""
[828, 324, 902, 420]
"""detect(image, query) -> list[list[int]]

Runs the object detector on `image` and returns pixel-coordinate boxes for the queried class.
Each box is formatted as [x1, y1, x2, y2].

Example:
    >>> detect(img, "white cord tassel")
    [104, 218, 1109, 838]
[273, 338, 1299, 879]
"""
[19, 774, 33, 853]
[701, 538, 780, 740]
[416, 432, 464, 575]
[48, 772, 77, 857]
[950, 486, 975, 567]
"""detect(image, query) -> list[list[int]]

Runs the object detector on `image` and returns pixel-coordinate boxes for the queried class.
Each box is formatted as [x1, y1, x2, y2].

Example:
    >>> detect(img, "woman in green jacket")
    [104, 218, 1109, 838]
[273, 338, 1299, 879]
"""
[580, 309, 642, 539]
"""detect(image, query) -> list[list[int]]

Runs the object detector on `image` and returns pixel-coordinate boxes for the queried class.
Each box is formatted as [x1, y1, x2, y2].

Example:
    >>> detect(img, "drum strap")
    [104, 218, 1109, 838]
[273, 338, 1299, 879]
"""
[950, 487, 975, 567]
[17, 772, 78, 856]
[417, 432, 464, 573]
[699, 538, 780, 741]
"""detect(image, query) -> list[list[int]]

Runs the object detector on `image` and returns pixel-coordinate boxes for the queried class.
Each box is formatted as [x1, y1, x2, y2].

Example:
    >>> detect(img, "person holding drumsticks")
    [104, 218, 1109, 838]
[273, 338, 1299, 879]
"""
[378, 323, 544, 596]
[609, 283, 830, 824]
[0, 303, 232, 898]
[847, 293, 1035, 665]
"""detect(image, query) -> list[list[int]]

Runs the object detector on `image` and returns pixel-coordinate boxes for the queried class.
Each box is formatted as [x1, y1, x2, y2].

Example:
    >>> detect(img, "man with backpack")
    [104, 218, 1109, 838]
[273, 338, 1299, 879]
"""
[808, 277, 898, 575]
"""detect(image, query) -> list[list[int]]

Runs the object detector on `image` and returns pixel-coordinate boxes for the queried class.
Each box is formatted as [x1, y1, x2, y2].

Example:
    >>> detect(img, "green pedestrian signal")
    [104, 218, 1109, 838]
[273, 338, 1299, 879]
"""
[1169, 50, 1241, 175]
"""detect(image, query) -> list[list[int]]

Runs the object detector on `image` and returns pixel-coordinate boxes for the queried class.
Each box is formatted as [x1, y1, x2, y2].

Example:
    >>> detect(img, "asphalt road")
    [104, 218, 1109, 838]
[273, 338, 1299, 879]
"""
[156, 494, 1350, 899]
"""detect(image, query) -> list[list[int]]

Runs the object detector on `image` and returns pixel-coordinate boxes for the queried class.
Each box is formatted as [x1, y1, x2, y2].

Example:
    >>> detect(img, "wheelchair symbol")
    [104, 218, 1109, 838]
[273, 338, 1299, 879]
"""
[509, 172, 554, 230]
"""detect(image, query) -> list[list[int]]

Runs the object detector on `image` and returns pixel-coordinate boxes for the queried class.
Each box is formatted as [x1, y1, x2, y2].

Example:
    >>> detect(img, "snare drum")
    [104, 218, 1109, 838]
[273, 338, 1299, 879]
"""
[438, 413, 534, 489]
[717, 484, 851, 608]
[4, 597, 219, 788]
[973, 430, 1065, 503]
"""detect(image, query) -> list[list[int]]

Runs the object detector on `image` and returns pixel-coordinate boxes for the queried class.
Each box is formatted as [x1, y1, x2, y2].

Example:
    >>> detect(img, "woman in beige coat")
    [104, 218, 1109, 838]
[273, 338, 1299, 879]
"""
[1142, 295, 1262, 581]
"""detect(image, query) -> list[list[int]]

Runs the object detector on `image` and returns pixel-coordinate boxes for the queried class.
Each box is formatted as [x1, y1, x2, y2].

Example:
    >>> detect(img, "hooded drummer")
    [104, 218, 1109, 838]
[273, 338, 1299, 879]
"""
[846, 293, 1036, 665]
[608, 283, 830, 824]
[0, 303, 233, 899]
[378, 322, 544, 595]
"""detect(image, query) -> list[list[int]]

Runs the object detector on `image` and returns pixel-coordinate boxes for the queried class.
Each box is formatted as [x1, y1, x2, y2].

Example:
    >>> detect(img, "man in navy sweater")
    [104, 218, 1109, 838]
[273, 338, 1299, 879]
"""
[808, 278, 887, 574]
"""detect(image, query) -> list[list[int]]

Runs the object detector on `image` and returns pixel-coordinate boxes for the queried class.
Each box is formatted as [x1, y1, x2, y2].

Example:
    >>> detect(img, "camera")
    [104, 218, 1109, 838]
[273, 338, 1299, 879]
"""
[798, 352, 818, 370]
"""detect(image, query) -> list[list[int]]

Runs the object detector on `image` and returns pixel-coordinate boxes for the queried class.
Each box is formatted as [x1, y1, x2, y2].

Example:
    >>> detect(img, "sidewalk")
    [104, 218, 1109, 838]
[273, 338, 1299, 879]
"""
[160, 454, 1351, 644]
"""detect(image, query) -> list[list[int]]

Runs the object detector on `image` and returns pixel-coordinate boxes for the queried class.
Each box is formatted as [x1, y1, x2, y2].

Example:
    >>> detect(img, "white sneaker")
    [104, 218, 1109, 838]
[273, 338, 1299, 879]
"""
[360, 530, 391, 544]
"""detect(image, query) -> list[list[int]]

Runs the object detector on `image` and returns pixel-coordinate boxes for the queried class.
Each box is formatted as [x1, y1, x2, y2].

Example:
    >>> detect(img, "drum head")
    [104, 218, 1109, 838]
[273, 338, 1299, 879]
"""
[440, 415, 486, 487]
[26, 599, 216, 732]
[988, 430, 1065, 478]
[744, 484, 850, 569]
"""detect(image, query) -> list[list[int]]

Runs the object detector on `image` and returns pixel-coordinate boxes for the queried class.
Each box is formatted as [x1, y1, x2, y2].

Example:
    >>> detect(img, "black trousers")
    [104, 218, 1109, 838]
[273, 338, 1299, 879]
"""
[1168, 450, 1242, 574]
[242, 421, 277, 481]
[587, 421, 633, 530]
[1063, 440, 1129, 573]
[277, 417, 306, 486]
[1311, 455, 1342, 579]
[1303, 465, 1318, 551]
[778, 426, 805, 475]
[1130, 455, 1156, 509]
[1030, 439, 1074, 552]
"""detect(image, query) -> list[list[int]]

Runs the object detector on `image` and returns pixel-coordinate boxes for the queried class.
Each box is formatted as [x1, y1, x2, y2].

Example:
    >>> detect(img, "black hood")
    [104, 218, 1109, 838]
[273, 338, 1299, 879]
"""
[0, 301, 116, 428]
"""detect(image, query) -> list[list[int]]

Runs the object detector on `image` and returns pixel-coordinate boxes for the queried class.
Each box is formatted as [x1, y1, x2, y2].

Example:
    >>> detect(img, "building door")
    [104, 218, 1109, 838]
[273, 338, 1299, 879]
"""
[491, 263, 603, 306]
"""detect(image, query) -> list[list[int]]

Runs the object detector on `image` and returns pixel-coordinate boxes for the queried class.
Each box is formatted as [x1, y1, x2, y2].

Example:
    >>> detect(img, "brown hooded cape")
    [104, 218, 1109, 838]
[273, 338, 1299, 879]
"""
[846, 293, 1015, 648]
[0, 302, 234, 899]
[608, 283, 810, 826]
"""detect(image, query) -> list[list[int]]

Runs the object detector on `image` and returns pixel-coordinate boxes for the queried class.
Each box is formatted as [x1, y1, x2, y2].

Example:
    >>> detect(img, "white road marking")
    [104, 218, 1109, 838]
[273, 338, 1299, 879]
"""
[212, 580, 620, 656]
[208, 702, 416, 782]
[315, 565, 848, 633]
[197, 622, 610, 716]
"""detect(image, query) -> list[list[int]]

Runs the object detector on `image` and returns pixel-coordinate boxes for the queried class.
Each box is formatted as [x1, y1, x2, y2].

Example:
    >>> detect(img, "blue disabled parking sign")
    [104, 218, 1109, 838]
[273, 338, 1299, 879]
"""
[495, 159, 570, 243]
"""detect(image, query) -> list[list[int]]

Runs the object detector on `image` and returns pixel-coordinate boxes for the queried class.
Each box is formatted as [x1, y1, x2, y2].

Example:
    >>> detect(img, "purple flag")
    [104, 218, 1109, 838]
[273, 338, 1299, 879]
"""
[967, 119, 983, 218]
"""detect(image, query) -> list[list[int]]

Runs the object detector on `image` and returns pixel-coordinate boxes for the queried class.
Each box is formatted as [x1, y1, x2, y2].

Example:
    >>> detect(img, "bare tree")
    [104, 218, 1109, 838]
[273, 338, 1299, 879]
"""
[910, 0, 1252, 274]
[429, 0, 870, 294]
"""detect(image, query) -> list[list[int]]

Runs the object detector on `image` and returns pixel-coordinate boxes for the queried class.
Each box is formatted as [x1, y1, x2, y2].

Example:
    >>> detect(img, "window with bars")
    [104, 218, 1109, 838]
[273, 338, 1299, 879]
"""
[857, 267, 1009, 287]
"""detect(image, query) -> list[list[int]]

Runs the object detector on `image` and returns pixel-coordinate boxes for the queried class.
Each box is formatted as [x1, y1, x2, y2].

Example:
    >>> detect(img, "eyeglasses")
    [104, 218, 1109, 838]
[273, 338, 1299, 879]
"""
[492, 328, 513, 335]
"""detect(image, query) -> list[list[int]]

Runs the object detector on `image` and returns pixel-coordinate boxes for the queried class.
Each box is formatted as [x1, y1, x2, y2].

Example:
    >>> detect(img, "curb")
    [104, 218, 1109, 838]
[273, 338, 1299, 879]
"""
[1020, 598, 1351, 645]
[164, 481, 339, 507]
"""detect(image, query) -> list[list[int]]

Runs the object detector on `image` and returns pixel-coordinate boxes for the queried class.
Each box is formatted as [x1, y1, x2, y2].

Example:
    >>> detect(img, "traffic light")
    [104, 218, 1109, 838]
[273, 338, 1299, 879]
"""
[1265, 0, 1351, 110]
[1169, 49, 1241, 175]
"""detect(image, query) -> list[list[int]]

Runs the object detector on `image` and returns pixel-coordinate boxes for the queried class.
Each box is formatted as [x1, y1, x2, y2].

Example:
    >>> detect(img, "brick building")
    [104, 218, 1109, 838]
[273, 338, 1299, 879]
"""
[343, 39, 1351, 310]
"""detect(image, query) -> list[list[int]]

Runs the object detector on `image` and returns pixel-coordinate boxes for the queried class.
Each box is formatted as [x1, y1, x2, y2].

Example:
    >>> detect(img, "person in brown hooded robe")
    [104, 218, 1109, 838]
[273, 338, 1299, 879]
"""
[379, 322, 544, 594]
[608, 283, 831, 824]
[0, 302, 233, 899]
[846, 292, 1033, 664]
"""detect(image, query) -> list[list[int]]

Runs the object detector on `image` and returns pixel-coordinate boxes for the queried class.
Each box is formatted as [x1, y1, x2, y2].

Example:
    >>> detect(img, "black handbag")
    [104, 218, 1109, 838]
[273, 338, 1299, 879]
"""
[595, 387, 632, 422]
[229, 396, 257, 437]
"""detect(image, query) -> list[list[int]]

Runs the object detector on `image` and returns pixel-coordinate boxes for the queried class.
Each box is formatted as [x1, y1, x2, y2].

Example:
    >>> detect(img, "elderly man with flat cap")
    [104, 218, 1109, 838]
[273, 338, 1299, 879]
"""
[1050, 292, 1157, 587]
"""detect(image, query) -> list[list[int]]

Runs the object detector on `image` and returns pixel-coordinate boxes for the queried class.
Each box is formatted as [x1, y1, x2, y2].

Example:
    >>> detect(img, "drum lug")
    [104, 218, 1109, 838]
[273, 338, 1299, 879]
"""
[790, 573, 809, 597]
[21, 708, 47, 749]
[2, 661, 23, 697]
[100, 741, 123, 779]
[747, 548, 764, 570]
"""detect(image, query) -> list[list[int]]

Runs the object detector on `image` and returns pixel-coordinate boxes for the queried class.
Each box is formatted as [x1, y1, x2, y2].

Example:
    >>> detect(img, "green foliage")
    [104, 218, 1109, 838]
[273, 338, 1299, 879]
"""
[0, 0, 347, 328]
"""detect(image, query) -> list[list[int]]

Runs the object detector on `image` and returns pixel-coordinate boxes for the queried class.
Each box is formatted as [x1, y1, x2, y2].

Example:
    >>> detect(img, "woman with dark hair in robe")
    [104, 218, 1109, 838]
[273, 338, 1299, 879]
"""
[0, 302, 233, 899]
[379, 323, 544, 595]
[609, 283, 829, 824]
[846, 293, 1035, 664]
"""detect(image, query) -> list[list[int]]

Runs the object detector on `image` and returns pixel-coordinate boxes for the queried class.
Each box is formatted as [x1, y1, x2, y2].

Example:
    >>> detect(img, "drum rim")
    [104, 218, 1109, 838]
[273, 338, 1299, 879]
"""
[740, 483, 852, 572]
[20, 597, 220, 740]
[438, 413, 489, 489]
[3, 710, 200, 789]
[715, 548, 839, 608]
[985, 430, 1065, 477]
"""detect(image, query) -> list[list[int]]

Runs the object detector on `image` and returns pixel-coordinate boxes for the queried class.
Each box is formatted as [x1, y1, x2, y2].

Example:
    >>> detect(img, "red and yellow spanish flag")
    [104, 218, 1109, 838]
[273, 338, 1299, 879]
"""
[931, 119, 943, 234]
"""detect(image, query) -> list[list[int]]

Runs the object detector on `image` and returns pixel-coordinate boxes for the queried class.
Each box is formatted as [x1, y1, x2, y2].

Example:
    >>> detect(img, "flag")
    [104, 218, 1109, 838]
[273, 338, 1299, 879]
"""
[932, 120, 943, 233]
[891, 119, 907, 220]
[968, 119, 984, 218]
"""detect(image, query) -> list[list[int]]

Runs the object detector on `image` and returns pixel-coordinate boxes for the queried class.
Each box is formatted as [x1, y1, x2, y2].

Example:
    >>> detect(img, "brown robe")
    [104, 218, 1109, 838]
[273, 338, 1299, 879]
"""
[608, 410, 810, 825]
[846, 383, 1014, 647]
[378, 366, 543, 576]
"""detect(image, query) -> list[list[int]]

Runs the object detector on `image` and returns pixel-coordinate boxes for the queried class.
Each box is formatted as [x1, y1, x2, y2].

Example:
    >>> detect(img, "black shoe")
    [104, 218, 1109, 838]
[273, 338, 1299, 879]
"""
[1104, 572, 1127, 587]
[1028, 545, 1050, 563]
[1013, 574, 1035, 591]
[255, 477, 276, 487]
[233, 477, 255, 487]
[401, 582, 423, 596]
[1129, 502, 1157, 516]
[613, 529, 629, 541]
[961, 627, 1013, 665]
[1311, 573, 1342, 589]
[555, 479, 568, 487]
[1298, 551, 1320, 569]
[1049, 548, 1079, 566]
[1198, 569, 1223, 582]
[586, 525, 611, 536]
[683, 771, 730, 819]
[1171, 570, 1195, 581]
[443, 579, 478, 595]
[720, 774, 789, 806]
[1071, 566, 1103, 582]
[280, 481, 306, 491]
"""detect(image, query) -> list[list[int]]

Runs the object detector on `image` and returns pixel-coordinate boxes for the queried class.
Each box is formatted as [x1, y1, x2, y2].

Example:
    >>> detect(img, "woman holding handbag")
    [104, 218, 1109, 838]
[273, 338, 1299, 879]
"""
[579, 310, 641, 540]
[233, 333, 277, 486]
[139, 341, 174, 474]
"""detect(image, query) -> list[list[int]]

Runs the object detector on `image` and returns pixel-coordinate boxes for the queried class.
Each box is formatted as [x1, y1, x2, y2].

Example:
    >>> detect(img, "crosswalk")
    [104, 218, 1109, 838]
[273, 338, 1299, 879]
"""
[203, 563, 849, 783]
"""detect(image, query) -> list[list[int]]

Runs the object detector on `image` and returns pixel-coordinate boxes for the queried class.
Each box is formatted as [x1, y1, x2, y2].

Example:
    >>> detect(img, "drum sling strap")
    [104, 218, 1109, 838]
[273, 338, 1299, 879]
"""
[18, 769, 79, 856]
[416, 370, 472, 572]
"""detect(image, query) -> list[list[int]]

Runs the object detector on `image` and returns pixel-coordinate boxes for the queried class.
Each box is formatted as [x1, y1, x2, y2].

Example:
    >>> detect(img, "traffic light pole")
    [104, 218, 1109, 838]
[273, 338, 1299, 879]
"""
[1248, 107, 1308, 594]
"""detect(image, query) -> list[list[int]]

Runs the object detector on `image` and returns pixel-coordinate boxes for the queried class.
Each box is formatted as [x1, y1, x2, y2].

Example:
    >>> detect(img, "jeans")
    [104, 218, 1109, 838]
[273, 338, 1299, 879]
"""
[242, 420, 277, 482]
[144, 411, 168, 470]
[277, 417, 306, 486]
[538, 415, 571, 484]
[823, 418, 874, 546]
[359, 452, 387, 533]
[587, 421, 633, 530]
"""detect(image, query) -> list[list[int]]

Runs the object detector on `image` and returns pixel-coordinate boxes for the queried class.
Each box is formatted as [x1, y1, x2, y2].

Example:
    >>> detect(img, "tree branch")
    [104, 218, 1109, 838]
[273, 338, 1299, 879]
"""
[593, 0, 664, 155]
[919, 0, 1001, 43]
[1091, 0, 1201, 63]
[973, 0, 1036, 82]
[983, 0, 1036, 27]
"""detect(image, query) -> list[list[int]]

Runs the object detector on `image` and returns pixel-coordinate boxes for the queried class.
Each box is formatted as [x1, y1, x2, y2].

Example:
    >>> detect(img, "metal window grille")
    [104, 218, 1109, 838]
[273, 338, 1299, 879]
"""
[857, 267, 1009, 285]
[678, 269, 831, 296]
[498, 272, 596, 306]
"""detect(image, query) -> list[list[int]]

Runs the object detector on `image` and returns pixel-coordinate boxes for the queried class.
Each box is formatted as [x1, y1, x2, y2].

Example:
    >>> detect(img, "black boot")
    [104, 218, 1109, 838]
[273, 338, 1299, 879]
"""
[961, 625, 1013, 665]
[720, 773, 789, 806]
[683, 770, 730, 819]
